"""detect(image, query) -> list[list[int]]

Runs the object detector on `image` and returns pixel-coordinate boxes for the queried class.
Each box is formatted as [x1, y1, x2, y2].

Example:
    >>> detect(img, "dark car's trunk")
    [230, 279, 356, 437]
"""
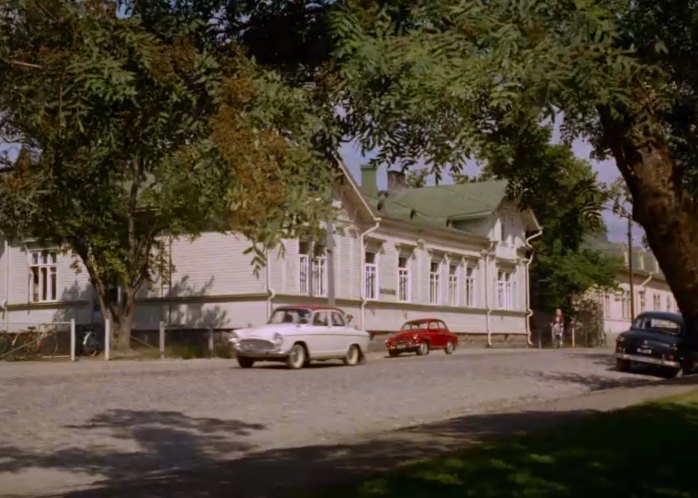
[620, 329, 680, 356]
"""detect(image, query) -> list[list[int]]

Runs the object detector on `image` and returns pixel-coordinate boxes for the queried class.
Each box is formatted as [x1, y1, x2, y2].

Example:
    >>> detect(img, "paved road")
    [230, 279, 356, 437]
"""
[0, 348, 665, 497]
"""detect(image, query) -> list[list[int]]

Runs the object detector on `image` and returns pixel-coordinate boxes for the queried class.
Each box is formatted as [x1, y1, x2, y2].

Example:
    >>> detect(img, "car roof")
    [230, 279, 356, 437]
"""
[405, 318, 442, 324]
[275, 305, 344, 313]
[635, 311, 683, 324]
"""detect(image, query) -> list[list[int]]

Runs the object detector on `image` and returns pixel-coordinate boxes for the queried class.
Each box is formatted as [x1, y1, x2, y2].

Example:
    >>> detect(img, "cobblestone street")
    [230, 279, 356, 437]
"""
[0, 348, 667, 497]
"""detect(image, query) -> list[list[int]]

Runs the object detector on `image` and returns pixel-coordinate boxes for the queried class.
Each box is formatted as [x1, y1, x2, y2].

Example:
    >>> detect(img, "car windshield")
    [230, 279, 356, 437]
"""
[268, 309, 311, 325]
[401, 322, 426, 331]
[632, 317, 682, 335]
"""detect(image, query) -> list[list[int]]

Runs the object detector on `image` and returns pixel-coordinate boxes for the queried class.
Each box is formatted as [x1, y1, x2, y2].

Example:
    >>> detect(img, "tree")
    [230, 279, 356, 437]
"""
[456, 127, 621, 313]
[0, 1, 332, 349]
[331, 1, 698, 334]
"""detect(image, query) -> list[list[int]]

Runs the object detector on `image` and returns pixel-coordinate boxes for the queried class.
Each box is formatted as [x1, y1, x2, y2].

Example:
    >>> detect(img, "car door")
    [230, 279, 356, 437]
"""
[428, 320, 444, 348]
[330, 311, 352, 355]
[439, 320, 453, 346]
[307, 311, 333, 358]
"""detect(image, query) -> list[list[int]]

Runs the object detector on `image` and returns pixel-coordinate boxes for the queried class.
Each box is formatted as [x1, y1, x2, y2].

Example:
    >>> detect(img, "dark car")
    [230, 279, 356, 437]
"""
[615, 311, 696, 377]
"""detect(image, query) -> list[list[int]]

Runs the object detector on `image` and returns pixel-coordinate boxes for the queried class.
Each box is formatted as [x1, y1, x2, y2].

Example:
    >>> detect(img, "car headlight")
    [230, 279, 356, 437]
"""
[273, 333, 283, 346]
[229, 332, 239, 344]
[413, 334, 419, 341]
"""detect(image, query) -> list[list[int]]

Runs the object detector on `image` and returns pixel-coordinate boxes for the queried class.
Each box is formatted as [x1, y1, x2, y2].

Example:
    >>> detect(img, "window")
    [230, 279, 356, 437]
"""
[429, 261, 441, 305]
[602, 294, 610, 317]
[622, 290, 631, 319]
[464, 264, 475, 307]
[299, 242, 310, 295]
[496, 270, 513, 310]
[500, 218, 506, 244]
[29, 250, 57, 303]
[428, 321, 440, 330]
[331, 312, 346, 327]
[364, 251, 378, 300]
[313, 311, 329, 326]
[448, 264, 458, 306]
[653, 294, 661, 311]
[397, 255, 410, 302]
[638, 290, 646, 313]
[299, 242, 327, 297]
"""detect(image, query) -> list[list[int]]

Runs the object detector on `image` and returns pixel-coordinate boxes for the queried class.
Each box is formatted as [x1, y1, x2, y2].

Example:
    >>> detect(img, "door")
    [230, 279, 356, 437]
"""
[330, 311, 352, 355]
[428, 320, 445, 348]
[307, 310, 333, 357]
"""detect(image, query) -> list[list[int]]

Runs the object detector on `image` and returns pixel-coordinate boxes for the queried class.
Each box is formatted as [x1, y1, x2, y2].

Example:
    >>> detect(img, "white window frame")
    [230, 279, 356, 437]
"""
[397, 255, 411, 303]
[638, 290, 646, 313]
[496, 269, 514, 310]
[364, 250, 378, 301]
[429, 260, 441, 305]
[448, 263, 459, 306]
[666, 295, 672, 312]
[622, 289, 631, 319]
[653, 293, 661, 311]
[299, 242, 327, 297]
[311, 255, 327, 297]
[464, 263, 475, 307]
[603, 294, 611, 317]
[29, 250, 58, 303]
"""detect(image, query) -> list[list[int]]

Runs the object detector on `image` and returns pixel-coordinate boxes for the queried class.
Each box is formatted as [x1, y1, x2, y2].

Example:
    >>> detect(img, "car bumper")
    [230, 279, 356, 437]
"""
[615, 352, 680, 369]
[231, 343, 289, 358]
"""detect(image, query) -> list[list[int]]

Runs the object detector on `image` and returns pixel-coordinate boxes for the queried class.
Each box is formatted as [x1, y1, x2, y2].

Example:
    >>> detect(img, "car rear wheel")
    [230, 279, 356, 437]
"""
[286, 344, 306, 370]
[343, 345, 361, 366]
[445, 341, 455, 355]
[237, 356, 255, 369]
[388, 350, 400, 358]
[615, 358, 630, 372]
[416, 341, 430, 356]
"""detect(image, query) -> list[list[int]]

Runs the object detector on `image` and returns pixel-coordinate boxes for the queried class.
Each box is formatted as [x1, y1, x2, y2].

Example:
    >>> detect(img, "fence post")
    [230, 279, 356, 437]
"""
[571, 321, 576, 349]
[208, 327, 214, 358]
[70, 318, 76, 362]
[104, 318, 111, 361]
[159, 321, 165, 360]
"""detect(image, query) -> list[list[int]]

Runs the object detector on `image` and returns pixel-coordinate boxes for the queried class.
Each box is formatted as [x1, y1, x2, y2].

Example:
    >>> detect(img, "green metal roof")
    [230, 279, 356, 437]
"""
[362, 180, 509, 231]
[583, 234, 664, 279]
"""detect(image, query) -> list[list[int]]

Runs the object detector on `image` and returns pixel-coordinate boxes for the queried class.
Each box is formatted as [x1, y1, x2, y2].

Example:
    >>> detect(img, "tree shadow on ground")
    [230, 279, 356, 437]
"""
[0, 410, 264, 489]
[0, 379, 693, 498]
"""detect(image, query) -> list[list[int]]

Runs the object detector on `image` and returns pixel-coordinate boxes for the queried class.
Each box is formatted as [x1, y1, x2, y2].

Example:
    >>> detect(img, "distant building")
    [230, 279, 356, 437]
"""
[591, 238, 677, 336]
[0, 163, 541, 343]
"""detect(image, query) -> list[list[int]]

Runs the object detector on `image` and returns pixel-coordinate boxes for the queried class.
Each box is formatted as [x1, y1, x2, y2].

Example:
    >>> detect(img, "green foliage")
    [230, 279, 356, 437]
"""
[0, 0, 334, 344]
[456, 126, 622, 313]
[297, 390, 698, 498]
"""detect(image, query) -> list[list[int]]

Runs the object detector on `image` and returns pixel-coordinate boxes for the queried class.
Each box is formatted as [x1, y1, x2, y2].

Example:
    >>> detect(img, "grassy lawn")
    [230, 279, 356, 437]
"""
[297, 390, 698, 498]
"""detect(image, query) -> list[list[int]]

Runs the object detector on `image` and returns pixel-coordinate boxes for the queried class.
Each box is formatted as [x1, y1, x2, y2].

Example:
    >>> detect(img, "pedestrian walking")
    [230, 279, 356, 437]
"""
[551, 308, 564, 348]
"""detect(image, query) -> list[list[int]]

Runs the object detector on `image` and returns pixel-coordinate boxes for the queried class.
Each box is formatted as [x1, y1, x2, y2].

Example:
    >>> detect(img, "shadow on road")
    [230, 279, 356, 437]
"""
[2, 373, 697, 498]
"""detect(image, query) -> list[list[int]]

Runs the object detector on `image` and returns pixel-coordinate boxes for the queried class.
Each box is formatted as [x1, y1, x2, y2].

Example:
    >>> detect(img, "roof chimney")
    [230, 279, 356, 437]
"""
[387, 170, 406, 192]
[361, 165, 378, 198]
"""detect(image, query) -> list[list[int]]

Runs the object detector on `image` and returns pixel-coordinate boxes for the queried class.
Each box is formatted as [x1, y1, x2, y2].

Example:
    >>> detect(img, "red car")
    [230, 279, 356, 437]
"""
[385, 318, 458, 357]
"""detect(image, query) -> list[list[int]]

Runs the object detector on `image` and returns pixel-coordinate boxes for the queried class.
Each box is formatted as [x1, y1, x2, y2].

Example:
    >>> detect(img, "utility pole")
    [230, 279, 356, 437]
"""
[628, 215, 635, 319]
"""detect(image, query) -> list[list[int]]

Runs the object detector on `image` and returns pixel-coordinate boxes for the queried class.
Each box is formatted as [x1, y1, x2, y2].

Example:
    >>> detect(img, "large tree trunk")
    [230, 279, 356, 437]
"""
[603, 117, 698, 336]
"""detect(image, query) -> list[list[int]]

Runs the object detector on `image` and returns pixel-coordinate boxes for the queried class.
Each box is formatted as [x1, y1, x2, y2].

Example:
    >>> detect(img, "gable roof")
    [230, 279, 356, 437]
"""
[361, 180, 514, 231]
[583, 234, 664, 279]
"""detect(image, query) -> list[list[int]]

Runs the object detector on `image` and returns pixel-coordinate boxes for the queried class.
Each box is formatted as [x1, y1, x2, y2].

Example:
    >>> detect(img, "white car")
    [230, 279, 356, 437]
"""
[229, 306, 371, 369]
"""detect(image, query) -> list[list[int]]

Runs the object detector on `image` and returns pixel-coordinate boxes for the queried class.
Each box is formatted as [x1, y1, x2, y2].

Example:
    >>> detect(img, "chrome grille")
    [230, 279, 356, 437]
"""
[239, 339, 275, 352]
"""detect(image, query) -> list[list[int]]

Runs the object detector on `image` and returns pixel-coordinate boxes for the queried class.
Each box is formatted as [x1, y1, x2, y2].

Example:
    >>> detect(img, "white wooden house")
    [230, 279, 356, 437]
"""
[0, 163, 541, 343]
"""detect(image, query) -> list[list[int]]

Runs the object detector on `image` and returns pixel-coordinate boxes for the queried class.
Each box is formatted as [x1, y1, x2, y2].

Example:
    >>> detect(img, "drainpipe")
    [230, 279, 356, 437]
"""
[266, 248, 276, 321]
[524, 228, 543, 346]
[483, 241, 496, 347]
[359, 220, 381, 330]
[2, 238, 9, 332]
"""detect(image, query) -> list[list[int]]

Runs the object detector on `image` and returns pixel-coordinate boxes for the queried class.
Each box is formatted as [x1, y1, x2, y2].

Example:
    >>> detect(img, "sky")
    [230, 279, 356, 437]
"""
[338, 134, 645, 247]
[2, 132, 642, 246]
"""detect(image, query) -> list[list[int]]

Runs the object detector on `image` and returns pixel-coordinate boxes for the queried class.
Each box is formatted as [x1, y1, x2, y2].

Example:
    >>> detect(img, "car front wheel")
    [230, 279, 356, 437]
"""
[445, 341, 455, 355]
[416, 341, 430, 356]
[286, 344, 306, 370]
[237, 356, 255, 369]
[343, 345, 361, 366]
